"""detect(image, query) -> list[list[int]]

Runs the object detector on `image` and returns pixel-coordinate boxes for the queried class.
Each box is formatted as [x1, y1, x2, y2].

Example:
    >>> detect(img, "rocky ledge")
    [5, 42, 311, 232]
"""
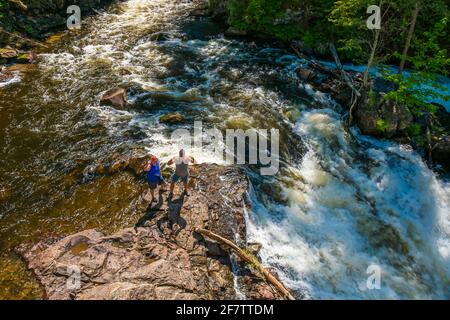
[16, 164, 282, 300]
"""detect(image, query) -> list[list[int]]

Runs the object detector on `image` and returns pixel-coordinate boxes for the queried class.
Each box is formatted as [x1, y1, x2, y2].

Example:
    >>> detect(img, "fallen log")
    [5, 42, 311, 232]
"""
[194, 227, 295, 300]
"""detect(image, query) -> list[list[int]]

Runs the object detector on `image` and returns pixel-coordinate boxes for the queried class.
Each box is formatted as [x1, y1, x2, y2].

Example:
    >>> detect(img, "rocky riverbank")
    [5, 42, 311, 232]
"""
[0, 0, 116, 47]
[16, 163, 283, 300]
[0, 0, 119, 88]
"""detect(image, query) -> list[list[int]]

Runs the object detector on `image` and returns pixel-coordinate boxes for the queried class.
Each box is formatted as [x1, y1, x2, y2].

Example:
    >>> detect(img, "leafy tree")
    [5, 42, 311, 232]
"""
[384, 17, 450, 115]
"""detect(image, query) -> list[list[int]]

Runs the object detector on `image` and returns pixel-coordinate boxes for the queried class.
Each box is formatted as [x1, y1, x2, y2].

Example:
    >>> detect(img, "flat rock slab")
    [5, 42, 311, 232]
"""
[17, 164, 280, 300]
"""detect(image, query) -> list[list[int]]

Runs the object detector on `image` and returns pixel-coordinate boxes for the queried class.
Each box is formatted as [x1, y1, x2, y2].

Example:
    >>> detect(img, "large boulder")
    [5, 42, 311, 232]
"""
[355, 94, 413, 138]
[100, 87, 127, 109]
[16, 164, 283, 300]
[432, 136, 450, 169]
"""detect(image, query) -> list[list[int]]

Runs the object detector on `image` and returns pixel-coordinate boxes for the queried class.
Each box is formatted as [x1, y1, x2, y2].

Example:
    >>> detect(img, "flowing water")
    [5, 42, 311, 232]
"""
[0, 0, 449, 299]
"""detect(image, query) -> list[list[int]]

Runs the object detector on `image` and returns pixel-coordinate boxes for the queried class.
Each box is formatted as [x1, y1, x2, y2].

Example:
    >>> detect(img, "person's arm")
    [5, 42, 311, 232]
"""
[144, 160, 151, 172]
[190, 156, 196, 164]
[167, 157, 174, 166]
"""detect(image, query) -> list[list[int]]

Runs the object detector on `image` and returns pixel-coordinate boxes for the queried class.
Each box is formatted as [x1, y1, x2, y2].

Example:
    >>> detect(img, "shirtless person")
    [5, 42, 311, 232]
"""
[167, 149, 195, 197]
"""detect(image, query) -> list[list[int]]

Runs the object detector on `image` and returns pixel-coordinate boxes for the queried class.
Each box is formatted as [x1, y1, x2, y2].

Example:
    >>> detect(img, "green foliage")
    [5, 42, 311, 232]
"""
[328, 0, 373, 61]
[411, 134, 426, 147]
[376, 118, 389, 132]
[228, 0, 333, 42]
[407, 123, 422, 137]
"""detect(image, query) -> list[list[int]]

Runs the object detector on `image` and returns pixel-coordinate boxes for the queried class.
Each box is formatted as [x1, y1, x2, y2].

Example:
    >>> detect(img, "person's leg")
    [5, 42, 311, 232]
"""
[169, 174, 178, 196]
[150, 187, 156, 202]
[159, 176, 167, 192]
[183, 176, 189, 195]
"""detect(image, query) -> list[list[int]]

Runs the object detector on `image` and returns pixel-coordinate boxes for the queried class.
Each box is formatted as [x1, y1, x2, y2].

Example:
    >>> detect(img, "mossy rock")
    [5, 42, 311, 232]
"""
[159, 112, 184, 124]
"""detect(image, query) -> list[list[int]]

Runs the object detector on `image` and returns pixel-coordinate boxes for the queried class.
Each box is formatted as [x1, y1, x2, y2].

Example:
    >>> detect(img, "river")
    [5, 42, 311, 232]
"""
[0, 0, 449, 299]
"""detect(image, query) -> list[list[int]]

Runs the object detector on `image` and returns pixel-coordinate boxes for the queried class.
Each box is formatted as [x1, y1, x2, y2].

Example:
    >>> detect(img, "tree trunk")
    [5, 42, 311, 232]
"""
[399, 2, 420, 75]
[194, 227, 296, 300]
[329, 43, 343, 70]
[363, 28, 380, 87]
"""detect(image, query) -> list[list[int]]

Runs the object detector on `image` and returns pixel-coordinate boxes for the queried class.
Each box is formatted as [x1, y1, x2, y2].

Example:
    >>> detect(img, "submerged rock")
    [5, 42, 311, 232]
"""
[100, 87, 127, 109]
[16, 164, 282, 300]
[159, 112, 184, 124]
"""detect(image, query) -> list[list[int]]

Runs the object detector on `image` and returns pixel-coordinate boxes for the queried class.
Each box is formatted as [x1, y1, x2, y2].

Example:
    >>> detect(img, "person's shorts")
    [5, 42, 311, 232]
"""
[172, 173, 188, 183]
[148, 177, 165, 190]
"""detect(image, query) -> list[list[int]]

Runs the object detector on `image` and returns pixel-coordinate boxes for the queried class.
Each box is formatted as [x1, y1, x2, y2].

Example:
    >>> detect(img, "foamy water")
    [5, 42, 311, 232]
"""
[246, 108, 450, 299]
[33, 0, 450, 299]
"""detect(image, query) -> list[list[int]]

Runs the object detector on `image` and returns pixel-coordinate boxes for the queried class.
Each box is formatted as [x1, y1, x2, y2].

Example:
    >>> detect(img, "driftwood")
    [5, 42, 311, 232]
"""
[7, 0, 28, 11]
[328, 42, 362, 125]
[194, 227, 295, 300]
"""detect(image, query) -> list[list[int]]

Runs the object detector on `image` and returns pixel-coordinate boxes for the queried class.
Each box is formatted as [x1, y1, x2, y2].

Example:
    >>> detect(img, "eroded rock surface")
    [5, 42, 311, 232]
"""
[17, 164, 281, 300]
